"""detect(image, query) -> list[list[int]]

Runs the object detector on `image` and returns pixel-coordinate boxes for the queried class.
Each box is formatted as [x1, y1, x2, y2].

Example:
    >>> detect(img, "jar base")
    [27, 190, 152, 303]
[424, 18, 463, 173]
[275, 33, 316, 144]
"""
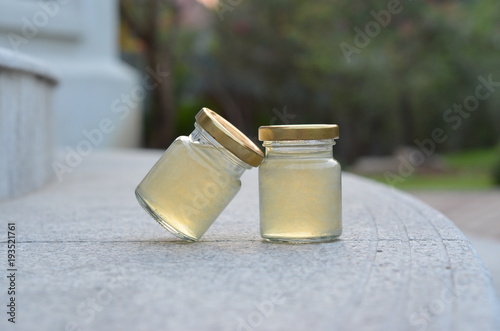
[135, 189, 198, 242]
[261, 234, 341, 244]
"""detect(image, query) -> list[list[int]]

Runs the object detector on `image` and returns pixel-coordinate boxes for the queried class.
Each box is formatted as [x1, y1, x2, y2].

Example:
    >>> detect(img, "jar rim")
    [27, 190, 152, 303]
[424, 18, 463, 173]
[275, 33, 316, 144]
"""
[259, 124, 339, 141]
[195, 107, 264, 167]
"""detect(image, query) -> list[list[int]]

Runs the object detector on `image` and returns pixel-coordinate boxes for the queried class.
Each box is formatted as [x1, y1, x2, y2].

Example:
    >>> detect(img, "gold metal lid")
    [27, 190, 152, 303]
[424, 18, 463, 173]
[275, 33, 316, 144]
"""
[195, 108, 264, 167]
[258, 124, 339, 141]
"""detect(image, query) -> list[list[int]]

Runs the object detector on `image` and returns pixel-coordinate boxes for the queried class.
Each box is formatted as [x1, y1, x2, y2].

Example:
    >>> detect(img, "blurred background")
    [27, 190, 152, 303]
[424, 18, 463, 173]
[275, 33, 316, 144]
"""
[118, 0, 500, 189]
[0, 0, 499, 287]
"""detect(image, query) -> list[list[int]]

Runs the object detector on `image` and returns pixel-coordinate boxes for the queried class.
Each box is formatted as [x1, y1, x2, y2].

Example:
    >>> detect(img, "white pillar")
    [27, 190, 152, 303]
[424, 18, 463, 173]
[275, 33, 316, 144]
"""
[0, 0, 142, 149]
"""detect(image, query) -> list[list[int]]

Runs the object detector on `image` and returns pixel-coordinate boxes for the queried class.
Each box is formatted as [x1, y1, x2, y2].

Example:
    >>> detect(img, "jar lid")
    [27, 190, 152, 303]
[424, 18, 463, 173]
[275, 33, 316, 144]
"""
[195, 108, 264, 167]
[258, 124, 339, 141]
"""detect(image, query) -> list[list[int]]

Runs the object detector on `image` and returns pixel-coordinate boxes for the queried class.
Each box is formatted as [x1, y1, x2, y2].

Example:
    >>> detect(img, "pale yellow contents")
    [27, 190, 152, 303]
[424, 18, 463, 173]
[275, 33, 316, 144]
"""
[136, 137, 240, 241]
[259, 157, 342, 242]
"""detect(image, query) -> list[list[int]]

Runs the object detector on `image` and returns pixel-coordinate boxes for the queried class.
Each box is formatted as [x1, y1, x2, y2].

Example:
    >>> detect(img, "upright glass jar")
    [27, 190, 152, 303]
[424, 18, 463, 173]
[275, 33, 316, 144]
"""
[136, 108, 263, 241]
[258, 125, 341, 243]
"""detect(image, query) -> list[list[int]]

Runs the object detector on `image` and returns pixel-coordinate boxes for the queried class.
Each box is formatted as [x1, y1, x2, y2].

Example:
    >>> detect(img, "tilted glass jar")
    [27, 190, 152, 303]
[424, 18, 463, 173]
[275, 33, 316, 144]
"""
[258, 125, 341, 243]
[136, 108, 263, 241]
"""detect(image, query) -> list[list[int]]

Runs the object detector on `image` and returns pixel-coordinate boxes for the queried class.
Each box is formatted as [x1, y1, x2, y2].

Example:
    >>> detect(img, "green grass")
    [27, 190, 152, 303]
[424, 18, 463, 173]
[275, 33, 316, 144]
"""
[445, 148, 497, 169]
[367, 173, 493, 190]
[364, 148, 498, 190]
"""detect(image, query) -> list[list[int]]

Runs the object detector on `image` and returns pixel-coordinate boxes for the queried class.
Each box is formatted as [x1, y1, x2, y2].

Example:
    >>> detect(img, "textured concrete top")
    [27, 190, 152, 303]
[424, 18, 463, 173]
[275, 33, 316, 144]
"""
[0, 151, 498, 331]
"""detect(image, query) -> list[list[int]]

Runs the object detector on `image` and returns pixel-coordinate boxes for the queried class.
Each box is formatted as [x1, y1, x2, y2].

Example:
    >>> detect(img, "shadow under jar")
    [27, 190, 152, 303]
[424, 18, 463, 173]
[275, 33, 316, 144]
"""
[258, 125, 342, 243]
[135, 108, 263, 241]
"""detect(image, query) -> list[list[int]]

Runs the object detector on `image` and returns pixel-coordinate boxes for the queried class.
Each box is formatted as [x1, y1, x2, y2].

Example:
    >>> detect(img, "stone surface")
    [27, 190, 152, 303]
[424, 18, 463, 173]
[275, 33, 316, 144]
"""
[0, 47, 56, 201]
[410, 190, 500, 241]
[467, 236, 500, 296]
[409, 190, 500, 296]
[0, 151, 498, 331]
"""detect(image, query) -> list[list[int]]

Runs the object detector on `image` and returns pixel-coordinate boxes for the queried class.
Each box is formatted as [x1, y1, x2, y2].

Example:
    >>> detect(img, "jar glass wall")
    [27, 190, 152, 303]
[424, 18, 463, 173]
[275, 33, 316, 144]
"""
[136, 108, 263, 241]
[258, 125, 342, 243]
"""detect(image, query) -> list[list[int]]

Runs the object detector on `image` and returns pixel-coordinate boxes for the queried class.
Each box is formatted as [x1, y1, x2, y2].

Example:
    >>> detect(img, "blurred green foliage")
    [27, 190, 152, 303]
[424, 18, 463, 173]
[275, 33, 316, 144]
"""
[122, 0, 500, 163]
[203, 0, 500, 163]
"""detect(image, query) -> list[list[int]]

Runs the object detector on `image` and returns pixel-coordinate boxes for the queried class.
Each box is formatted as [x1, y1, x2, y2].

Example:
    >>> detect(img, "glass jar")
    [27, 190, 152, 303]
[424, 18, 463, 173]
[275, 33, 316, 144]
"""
[258, 125, 341, 243]
[136, 108, 263, 241]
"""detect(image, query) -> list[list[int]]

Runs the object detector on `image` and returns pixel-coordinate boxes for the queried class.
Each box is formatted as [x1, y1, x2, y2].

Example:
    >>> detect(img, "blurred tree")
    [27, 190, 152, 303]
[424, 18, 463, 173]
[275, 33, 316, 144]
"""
[120, 0, 179, 148]
[206, 0, 500, 162]
[119, 0, 500, 161]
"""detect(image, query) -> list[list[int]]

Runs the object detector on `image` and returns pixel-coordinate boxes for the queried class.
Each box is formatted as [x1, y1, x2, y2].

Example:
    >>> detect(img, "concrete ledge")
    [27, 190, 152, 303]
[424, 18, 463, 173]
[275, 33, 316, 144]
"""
[0, 151, 498, 331]
[0, 47, 57, 201]
[0, 48, 58, 83]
